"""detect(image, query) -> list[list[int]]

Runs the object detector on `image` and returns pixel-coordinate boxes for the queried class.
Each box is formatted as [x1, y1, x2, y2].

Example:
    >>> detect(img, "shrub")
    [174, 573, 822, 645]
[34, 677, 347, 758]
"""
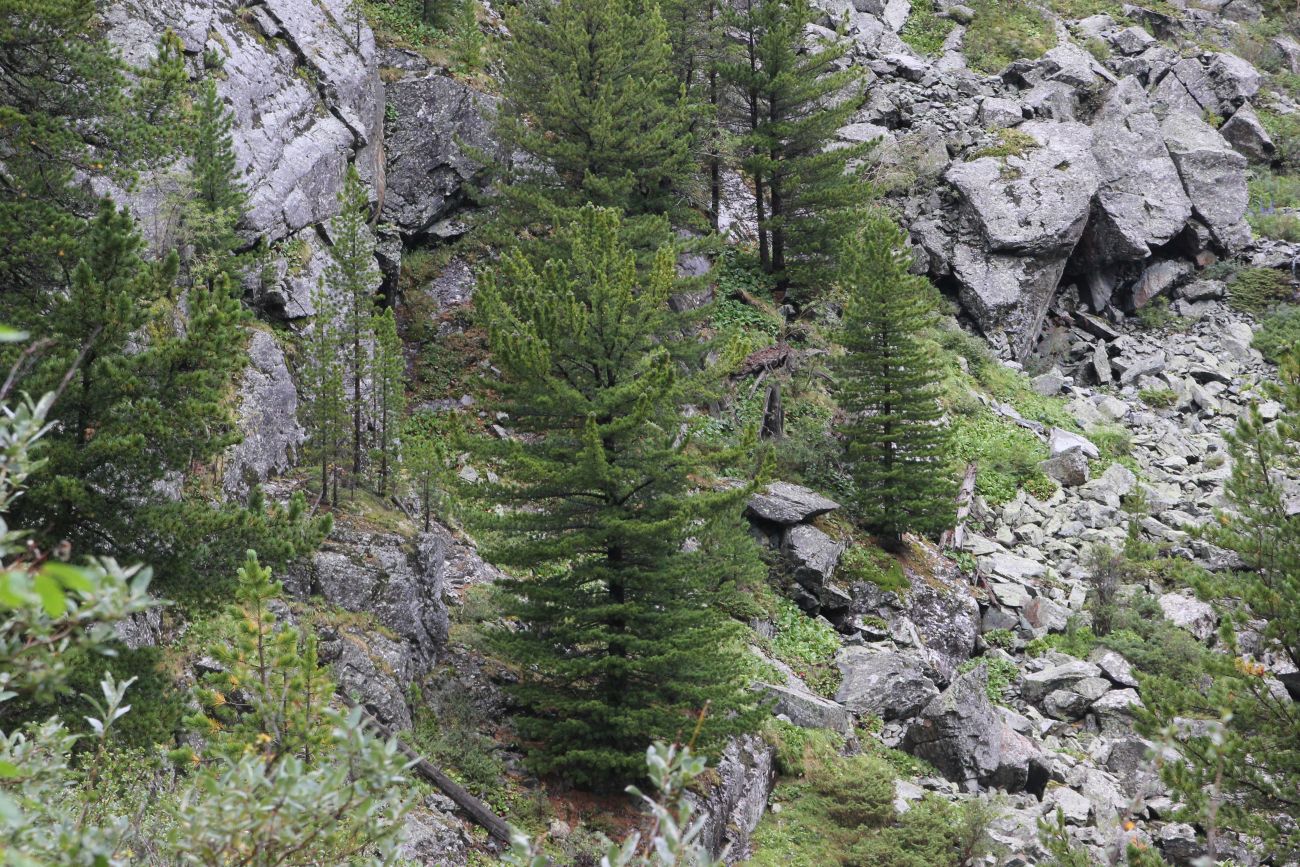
[1249, 210, 1300, 242]
[1260, 109, 1300, 171]
[770, 598, 843, 698]
[1025, 618, 1098, 658]
[1137, 387, 1178, 409]
[900, 1, 957, 56]
[1229, 267, 1292, 312]
[963, 0, 1055, 74]
[409, 677, 505, 796]
[984, 628, 1017, 650]
[950, 412, 1054, 505]
[1254, 303, 1300, 361]
[1134, 297, 1181, 331]
[1083, 545, 1126, 636]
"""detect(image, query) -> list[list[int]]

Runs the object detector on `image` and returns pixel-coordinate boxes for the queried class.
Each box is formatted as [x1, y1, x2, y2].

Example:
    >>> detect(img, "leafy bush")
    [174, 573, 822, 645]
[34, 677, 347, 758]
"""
[764, 719, 845, 777]
[963, 0, 1054, 74]
[1254, 303, 1300, 361]
[409, 677, 505, 797]
[1134, 297, 1182, 331]
[900, 1, 957, 56]
[1250, 210, 1300, 242]
[770, 598, 843, 697]
[1260, 109, 1300, 172]
[1025, 619, 1098, 659]
[984, 628, 1017, 650]
[1229, 267, 1292, 312]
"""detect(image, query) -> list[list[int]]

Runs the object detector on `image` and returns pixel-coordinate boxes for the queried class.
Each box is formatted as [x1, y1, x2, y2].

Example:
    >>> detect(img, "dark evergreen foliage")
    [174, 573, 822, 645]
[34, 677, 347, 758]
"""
[468, 206, 765, 786]
[835, 213, 953, 549]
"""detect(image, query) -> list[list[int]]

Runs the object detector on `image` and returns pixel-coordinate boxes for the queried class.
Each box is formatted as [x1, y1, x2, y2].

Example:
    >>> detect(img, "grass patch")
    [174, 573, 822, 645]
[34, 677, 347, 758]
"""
[963, 0, 1055, 74]
[901, 1, 957, 56]
[839, 545, 911, 593]
[968, 128, 1041, 161]
[1250, 210, 1300, 242]
[1025, 620, 1098, 659]
[1138, 387, 1178, 409]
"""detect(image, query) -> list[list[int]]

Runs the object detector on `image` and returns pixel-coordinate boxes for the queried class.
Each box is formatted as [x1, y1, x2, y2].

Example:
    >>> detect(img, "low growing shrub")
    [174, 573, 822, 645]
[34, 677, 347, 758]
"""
[1229, 267, 1292, 312]
[963, 0, 1054, 74]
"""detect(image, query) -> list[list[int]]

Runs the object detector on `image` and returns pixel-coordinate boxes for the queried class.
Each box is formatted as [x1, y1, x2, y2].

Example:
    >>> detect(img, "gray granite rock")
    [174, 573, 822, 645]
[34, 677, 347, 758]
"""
[747, 482, 840, 525]
[835, 647, 940, 720]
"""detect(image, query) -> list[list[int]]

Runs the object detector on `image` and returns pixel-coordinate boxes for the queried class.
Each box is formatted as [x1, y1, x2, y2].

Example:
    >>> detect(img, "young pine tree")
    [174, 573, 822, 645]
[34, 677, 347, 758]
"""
[470, 206, 764, 786]
[494, 0, 696, 254]
[722, 0, 871, 302]
[836, 213, 953, 551]
[184, 551, 334, 765]
[371, 306, 406, 497]
[324, 164, 381, 485]
[180, 76, 247, 289]
[402, 413, 448, 533]
[301, 286, 348, 507]
[1136, 350, 1300, 860]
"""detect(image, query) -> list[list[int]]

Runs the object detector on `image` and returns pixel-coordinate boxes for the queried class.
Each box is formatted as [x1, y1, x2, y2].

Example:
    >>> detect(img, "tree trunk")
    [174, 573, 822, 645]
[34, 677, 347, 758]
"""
[760, 382, 784, 441]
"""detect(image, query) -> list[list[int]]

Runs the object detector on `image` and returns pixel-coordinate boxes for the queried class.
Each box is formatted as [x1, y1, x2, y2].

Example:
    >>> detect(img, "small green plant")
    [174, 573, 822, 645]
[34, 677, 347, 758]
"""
[1254, 304, 1300, 361]
[1250, 210, 1300, 242]
[900, 1, 957, 56]
[969, 127, 1041, 161]
[984, 628, 1017, 650]
[950, 412, 1054, 505]
[957, 657, 1020, 703]
[1138, 387, 1178, 409]
[1229, 267, 1292, 312]
[1135, 297, 1181, 330]
[1084, 37, 1111, 62]
[1025, 619, 1098, 659]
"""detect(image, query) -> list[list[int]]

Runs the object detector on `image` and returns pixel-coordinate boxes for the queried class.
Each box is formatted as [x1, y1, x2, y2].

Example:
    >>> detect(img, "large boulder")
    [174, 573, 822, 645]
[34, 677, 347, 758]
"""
[318, 625, 415, 730]
[382, 67, 500, 237]
[1022, 659, 1104, 704]
[783, 524, 845, 591]
[690, 735, 776, 860]
[762, 682, 855, 734]
[1158, 591, 1217, 642]
[398, 804, 471, 866]
[746, 482, 840, 525]
[906, 665, 1048, 792]
[222, 330, 304, 500]
[835, 647, 940, 720]
[1161, 111, 1250, 253]
[946, 121, 1101, 358]
[286, 524, 455, 671]
[1220, 102, 1274, 163]
[1077, 77, 1192, 265]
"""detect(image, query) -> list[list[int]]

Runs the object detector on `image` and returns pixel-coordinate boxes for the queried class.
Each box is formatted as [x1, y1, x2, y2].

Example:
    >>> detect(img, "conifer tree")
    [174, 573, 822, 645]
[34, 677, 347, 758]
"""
[495, 0, 696, 254]
[324, 165, 380, 485]
[402, 413, 448, 533]
[371, 306, 406, 496]
[661, 0, 729, 228]
[185, 551, 334, 765]
[0, 4, 184, 295]
[8, 200, 328, 599]
[721, 0, 871, 301]
[301, 286, 348, 506]
[179, 77, 247, 289]
[470, 206, 764, 786]
[1137, 350, 1300, 860]
[836, 213, 953, 551]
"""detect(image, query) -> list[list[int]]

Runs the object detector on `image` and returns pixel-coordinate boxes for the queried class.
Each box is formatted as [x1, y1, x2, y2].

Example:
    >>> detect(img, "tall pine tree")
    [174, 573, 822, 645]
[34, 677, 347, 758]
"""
[179, 76, 247, 289]
[721, 0, 870, 301]
[301, 285, 348, 507]
[836, 212, 953, 551]
[494, 0, 696, 255]
[324, 165, 381, 485]
[371, 306, 406, 496]
[470, 206, 763, 786]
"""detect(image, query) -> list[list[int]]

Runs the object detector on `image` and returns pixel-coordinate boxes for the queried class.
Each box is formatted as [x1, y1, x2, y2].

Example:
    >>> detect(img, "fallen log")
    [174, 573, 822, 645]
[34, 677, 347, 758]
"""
[340, 696, 514, 844]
